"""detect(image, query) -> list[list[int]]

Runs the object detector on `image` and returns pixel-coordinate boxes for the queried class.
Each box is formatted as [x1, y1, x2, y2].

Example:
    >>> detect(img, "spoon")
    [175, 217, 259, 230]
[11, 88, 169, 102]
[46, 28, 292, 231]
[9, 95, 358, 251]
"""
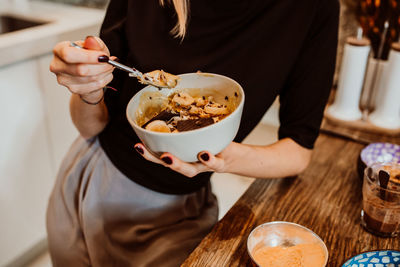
[70, 42, 173, 88]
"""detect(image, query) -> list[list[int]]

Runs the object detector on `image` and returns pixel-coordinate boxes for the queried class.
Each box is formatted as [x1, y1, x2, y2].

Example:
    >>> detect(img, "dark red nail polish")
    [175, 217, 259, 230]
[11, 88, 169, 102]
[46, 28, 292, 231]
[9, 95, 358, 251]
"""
[161, 156, 173, 165]
[98, 55, 109, 63]
[200, 153, 209, 161]
[135, 146, 144, 155]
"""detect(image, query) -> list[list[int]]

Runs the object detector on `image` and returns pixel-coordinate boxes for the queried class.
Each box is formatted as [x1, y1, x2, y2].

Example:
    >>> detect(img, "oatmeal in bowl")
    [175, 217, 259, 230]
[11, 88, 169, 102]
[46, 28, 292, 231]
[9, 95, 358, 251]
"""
[126, 72, 244, 162]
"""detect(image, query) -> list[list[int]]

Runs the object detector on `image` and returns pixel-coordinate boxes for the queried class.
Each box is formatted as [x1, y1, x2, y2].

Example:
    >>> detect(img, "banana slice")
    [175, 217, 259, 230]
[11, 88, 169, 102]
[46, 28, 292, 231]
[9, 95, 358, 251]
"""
[145, 120, 171, 133]
[204, 103, 229, 115]
[172, 92, 195, 107]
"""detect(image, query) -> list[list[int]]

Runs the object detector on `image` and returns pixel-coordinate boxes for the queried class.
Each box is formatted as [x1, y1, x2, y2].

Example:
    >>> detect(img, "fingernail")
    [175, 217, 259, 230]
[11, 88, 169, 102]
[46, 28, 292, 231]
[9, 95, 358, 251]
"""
[86, 35, 95, 39]
[135, 146, 144, 155]
[200, 153, 209, 161]
[98, 55, 109, 63]
[161, 156, 173, 165]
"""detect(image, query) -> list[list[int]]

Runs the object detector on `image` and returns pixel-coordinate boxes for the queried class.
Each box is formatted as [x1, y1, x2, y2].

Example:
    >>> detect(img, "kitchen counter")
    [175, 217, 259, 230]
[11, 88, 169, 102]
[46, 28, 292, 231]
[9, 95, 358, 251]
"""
[0, 0, 104, 67]
[182, 133, 400, 266]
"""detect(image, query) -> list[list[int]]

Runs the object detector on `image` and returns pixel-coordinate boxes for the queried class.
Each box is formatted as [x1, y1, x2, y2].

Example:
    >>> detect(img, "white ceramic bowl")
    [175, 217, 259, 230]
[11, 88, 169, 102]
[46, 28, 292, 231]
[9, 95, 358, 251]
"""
[247, 221, 328, 267]
[126, 73, 245, 162]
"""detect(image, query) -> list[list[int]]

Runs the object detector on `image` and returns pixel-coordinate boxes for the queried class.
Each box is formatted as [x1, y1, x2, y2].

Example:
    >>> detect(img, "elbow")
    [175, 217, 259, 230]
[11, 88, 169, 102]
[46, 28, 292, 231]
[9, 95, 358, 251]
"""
[78, 119, 108, 140]
[79, 125, 107, 140]
[292, 149, 312, 176]
[295, 156, 311, 175]
[269, 138, 314, 178]
[80, 132, 97, 140]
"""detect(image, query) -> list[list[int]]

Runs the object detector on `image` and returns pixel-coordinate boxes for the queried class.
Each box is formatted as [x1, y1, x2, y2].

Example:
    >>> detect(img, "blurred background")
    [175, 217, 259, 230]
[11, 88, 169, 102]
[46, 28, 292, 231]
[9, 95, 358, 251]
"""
[0, 0, 399, 266]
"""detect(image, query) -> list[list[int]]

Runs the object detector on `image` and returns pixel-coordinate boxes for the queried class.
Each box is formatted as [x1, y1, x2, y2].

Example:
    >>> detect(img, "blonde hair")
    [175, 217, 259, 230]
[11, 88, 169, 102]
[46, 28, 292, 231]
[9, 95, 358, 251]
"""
[160, 0, 189, 38]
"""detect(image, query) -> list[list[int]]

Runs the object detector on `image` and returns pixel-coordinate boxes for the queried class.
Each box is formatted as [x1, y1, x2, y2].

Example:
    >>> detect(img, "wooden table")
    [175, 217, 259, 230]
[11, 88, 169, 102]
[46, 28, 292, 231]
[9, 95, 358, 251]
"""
[182, 133, 400, 267]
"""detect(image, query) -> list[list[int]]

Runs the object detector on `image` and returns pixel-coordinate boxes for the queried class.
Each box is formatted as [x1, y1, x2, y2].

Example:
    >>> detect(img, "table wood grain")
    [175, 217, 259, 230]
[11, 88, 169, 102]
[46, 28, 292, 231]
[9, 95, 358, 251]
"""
[182, 134, 400, 267]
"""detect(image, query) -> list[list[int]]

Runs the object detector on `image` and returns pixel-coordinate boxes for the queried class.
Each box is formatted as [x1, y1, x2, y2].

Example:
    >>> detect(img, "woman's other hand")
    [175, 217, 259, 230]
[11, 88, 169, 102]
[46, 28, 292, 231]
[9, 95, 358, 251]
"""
[134, 143, 236, 178]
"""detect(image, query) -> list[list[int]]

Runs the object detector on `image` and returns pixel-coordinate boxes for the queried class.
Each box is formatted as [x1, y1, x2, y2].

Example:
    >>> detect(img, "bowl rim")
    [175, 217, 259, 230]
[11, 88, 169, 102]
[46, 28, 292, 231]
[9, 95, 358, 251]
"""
[126, 72, 245, 137]
[246, 221, 329, 267]
[341, 249, 400, 266]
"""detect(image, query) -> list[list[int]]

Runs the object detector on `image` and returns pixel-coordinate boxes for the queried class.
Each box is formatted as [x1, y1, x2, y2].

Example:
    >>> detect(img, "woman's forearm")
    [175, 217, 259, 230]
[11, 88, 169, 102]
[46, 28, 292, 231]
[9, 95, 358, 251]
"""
[223, 138, 312, 178]
[70, 91, 109, 140]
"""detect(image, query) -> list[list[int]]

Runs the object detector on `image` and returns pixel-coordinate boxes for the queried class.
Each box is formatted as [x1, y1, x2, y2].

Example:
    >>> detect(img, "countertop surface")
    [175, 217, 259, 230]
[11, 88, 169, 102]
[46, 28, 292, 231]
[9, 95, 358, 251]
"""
[0, 1, 105, 67]
[182, 133, 400, 267]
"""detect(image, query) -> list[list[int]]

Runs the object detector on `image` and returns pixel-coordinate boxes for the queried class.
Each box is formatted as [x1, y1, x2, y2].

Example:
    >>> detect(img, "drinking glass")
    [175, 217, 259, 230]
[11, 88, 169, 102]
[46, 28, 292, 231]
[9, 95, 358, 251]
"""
[361, 162, 400, 237]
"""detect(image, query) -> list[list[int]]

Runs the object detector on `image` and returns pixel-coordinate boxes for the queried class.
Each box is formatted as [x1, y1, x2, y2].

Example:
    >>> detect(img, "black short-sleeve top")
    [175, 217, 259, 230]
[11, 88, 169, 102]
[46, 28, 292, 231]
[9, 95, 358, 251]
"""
[98, 0, 339, 195]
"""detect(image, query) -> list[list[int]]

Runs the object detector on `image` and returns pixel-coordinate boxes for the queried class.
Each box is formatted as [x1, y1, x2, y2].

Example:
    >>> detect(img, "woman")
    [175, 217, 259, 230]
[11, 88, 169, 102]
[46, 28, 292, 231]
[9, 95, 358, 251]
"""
[47, 0, 339, 266]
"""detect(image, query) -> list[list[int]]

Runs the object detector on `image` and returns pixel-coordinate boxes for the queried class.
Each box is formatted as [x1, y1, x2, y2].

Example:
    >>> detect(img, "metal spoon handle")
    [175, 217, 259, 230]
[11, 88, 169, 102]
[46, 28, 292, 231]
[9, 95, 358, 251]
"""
[107, 60, 142, 78]
[69, 42, 172, 88]
[69, 42, 143, 78]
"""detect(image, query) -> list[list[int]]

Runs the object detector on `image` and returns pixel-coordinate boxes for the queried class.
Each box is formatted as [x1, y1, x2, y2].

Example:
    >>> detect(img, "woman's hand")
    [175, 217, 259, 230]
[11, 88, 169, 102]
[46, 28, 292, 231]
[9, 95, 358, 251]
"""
[134, 143, 237, 178]
[50, 36, 114, 139]
[50, 36, 115, 101]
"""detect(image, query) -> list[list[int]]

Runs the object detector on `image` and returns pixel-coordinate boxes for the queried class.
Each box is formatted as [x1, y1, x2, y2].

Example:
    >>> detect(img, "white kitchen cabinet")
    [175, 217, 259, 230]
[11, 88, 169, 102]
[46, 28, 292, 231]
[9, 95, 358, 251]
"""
[0, 58, 55, 266]
[37, 54, 78, 170]
[0, 2, 104, 265]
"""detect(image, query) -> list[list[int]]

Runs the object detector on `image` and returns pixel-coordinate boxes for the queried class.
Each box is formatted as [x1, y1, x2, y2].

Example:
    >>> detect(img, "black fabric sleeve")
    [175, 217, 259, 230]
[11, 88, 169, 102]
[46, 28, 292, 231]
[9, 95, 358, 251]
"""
[99, 0, 129, 119]
[278, 0, 340, 149]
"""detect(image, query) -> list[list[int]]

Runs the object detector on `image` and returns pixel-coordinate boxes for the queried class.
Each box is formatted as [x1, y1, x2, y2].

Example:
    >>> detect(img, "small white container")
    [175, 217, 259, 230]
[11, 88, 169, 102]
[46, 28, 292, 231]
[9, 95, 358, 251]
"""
[369, 43, 400, 129]
[327, 37, 370, 121]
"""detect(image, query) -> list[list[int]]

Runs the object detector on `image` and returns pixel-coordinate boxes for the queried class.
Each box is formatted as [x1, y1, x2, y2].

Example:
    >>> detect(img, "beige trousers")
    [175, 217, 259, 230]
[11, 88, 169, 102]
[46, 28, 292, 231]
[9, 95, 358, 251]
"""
[46, 137, 218, 267]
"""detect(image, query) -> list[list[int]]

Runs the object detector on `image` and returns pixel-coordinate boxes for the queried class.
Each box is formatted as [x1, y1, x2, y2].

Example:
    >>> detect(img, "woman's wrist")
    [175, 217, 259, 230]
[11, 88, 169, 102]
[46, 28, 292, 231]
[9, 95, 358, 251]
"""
[216, 142, 243, 173]
[79, 88, 104, 105]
